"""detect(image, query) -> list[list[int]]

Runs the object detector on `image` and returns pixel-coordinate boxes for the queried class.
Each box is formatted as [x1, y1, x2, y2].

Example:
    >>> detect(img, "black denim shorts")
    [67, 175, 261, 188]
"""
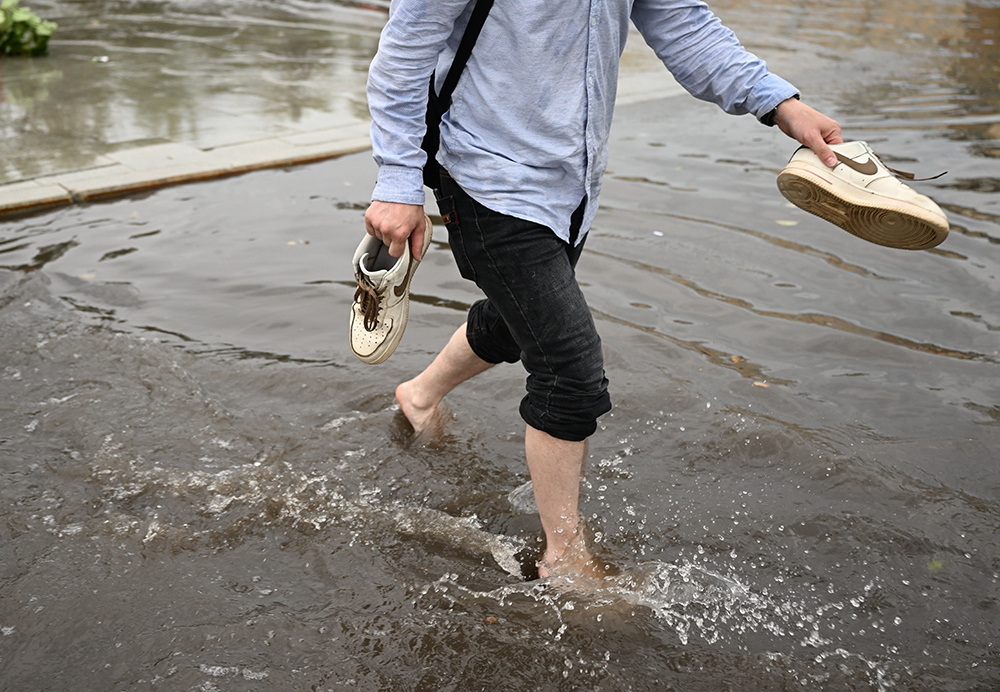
[434, 170, 611, 442]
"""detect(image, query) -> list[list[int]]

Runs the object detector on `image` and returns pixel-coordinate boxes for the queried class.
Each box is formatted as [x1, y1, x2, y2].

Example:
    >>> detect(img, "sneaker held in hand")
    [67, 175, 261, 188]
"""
[777, 141, 948, 250]
[349, 215, 433, 364]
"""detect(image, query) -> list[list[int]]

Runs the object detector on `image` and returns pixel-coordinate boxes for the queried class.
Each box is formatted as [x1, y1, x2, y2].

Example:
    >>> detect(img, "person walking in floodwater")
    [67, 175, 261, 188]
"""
[361, 0, 842, 580]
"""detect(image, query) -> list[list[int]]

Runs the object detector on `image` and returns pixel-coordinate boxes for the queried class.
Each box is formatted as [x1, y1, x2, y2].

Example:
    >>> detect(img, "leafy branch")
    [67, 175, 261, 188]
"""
[1, 0, 57, 57]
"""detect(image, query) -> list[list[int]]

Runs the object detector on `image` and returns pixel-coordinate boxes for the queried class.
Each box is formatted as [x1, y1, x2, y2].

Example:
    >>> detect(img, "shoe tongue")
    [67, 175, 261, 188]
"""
[359, 252, 388, 284]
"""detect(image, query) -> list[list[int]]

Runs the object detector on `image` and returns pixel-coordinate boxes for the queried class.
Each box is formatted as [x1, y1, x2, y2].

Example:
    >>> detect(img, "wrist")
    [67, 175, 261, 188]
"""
[762, 94, 800, 128]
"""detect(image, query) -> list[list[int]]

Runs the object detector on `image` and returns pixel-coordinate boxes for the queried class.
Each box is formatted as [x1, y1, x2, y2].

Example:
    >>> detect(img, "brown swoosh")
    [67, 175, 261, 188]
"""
[393, 254, 415, 297]
[834, 152, 879, 176]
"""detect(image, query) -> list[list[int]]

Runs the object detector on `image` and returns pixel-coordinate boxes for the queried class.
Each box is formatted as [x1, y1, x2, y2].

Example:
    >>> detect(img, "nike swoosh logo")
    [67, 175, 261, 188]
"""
[834, 152, 879, 176]
[393, 254, 415, 297]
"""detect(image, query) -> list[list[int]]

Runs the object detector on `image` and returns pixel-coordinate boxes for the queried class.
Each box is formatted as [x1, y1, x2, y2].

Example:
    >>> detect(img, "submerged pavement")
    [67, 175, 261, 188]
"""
[0, 28, 685, 217]
[0, 123, 371, 213]
[0, 120, 373, 215]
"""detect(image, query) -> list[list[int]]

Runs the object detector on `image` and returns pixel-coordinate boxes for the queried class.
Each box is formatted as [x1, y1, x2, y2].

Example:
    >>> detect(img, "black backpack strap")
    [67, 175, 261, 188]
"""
[421, 0, 494, 189]
[439, 0, 494, 108]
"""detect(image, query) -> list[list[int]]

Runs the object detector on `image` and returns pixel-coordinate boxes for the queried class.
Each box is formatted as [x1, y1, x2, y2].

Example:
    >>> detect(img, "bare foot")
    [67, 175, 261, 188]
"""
[395, 379, 436, 432]
[537, 532, 617, 582]
[395, 379, 451, 442]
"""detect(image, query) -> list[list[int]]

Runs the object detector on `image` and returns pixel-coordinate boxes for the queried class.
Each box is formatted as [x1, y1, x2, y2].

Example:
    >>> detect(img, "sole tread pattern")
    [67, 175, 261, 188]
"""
[777, 171, 947, 251]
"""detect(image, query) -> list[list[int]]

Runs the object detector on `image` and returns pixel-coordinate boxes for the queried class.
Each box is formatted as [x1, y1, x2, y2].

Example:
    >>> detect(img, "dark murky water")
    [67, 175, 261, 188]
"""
[2, 1, 1000, 690]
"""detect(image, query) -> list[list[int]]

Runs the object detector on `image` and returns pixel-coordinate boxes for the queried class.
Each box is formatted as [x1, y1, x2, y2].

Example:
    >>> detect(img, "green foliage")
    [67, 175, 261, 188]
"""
[1, 0, 57, 57]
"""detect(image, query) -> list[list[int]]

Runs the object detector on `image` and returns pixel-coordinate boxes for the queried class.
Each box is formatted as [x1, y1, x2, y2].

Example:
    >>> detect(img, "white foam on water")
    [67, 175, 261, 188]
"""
[198, 664, 268, 680]
[393, 505, 526, 578]
[320, 413, 365, 431]
[621, 563, 901, 690]
[80, 436, 529, 574]
[413, 558, 901, 690]
[506, 480, 537, 514]
[52, 425, 905, 690]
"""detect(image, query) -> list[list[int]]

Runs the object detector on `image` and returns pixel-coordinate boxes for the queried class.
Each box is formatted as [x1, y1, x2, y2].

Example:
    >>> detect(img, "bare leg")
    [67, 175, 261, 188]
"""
[526, 425, 608, 580]
[399, 327, 607, 580]
[396, 323, 493, 433]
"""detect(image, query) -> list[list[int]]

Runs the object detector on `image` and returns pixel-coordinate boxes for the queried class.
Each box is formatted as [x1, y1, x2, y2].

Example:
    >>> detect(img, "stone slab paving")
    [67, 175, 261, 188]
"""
[0, 120, 373, 217]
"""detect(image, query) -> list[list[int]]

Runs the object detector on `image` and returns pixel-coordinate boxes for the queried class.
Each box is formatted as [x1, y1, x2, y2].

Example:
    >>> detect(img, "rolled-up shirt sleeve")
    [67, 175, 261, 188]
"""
[630, 0, 799, 122]
[367, 0, 472, 205]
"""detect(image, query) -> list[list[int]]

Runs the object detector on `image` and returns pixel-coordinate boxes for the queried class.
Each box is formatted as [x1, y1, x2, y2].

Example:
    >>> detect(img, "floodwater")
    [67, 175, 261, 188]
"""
[2, 0, 999, 690]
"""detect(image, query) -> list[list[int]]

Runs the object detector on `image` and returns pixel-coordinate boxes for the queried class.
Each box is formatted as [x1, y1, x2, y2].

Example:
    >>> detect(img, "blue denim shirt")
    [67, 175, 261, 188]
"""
[368, 0, 798, 244]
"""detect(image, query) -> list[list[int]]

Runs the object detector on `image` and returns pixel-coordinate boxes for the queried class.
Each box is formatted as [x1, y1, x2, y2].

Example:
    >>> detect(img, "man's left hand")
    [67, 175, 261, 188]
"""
[774, 97, 843, 168]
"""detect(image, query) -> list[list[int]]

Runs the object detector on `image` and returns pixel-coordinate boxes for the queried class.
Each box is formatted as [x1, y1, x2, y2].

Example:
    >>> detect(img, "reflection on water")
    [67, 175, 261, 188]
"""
[0, 0, 384, 181]
[713, 0, 1000, 257]
[1, 0, 1000, 690]
[715, 0, 1000, 151]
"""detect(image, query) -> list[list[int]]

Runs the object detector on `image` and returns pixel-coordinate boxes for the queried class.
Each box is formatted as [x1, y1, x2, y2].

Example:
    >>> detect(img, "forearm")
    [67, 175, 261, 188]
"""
[631, 0, 798, 119]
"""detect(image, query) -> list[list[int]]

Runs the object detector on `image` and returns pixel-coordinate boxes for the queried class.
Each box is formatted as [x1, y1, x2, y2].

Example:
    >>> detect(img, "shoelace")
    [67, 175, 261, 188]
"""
[873, 151, 946, 182]
[354, 276, 384, 331]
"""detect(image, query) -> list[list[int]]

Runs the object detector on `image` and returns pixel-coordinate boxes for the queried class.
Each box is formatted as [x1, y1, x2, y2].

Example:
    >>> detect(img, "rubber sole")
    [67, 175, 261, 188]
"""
[777, 168, 948, 251]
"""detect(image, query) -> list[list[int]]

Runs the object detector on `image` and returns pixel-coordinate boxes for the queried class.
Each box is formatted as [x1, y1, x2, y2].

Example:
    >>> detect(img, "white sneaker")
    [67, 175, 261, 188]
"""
[349, 215, 433, 364]
[777, 141, 948, 250]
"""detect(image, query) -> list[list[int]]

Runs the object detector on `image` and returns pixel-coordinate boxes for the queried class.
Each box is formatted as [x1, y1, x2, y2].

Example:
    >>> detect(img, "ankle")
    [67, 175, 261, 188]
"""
[396, 378, 434, 413]
[542, 521, 584, 560]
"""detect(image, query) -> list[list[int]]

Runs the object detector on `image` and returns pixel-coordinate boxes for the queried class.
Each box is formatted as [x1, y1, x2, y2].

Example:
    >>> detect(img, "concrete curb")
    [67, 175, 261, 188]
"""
[0, 121, 373, 218]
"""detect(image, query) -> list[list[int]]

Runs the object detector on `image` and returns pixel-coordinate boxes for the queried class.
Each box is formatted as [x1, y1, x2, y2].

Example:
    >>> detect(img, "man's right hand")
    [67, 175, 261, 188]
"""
[364, 201, 428, 261]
